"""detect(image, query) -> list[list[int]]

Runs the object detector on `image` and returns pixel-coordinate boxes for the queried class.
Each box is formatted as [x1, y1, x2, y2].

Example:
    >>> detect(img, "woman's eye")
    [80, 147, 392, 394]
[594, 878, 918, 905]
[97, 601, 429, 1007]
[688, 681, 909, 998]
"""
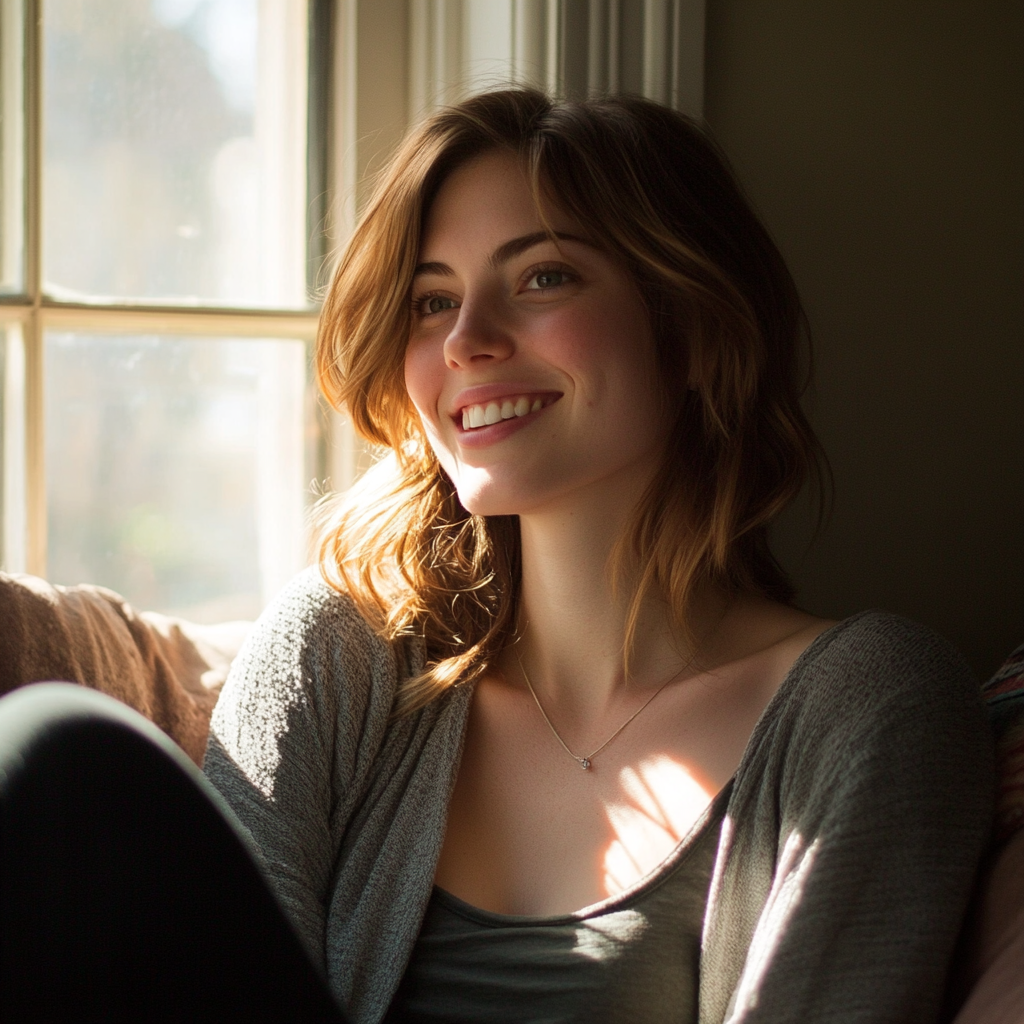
[417, 295, 457, 315]
[526, 268, 570, 290]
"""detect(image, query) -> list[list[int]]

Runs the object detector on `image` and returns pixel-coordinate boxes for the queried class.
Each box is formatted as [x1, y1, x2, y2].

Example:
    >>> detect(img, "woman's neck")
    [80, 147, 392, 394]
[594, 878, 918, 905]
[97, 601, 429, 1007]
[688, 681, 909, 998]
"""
[509, 491, 721, 718]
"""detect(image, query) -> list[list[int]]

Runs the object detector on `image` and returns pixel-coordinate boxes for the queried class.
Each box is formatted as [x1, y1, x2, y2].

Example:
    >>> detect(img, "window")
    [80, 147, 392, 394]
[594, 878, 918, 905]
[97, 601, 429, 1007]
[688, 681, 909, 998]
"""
[1, 0, 334, 622]
[0, 0, 704, 621]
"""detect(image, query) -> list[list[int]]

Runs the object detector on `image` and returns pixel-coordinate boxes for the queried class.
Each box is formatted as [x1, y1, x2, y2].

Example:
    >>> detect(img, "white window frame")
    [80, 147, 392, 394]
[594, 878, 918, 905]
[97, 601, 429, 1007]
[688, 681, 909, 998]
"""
[2, 0, 326, 579]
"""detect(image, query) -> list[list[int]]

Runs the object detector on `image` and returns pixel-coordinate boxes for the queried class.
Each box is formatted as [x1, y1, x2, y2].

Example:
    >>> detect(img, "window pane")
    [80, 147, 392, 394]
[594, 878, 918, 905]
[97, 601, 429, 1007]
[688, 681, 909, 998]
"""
[43, 0, 310, 308]
[0, 2, 24, 295]
[45, 333, 314, 621]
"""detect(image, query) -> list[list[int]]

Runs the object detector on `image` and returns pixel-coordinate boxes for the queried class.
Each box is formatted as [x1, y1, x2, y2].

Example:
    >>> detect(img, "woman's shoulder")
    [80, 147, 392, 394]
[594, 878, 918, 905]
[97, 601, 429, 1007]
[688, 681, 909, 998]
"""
[788, 609, 976, 700]
[247, 566, 378, 647]
[210, 569, 423, 757]
[733, 607, 994, 833]
[231, 567, 421, 683]
[759, 609, 986, 755]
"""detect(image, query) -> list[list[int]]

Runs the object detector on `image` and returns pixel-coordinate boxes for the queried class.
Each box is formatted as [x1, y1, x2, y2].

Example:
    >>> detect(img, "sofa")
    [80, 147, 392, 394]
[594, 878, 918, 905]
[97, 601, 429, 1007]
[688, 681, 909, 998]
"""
[0, 571, 1020, 1022]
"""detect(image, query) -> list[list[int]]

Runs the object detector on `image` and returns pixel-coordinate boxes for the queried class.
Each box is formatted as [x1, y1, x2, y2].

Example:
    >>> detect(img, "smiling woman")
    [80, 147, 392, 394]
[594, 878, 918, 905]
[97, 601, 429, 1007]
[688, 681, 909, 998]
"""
[202, 89, 995, 1023]
[315, 91, 825, 720]
[0, 85, 994, 1024]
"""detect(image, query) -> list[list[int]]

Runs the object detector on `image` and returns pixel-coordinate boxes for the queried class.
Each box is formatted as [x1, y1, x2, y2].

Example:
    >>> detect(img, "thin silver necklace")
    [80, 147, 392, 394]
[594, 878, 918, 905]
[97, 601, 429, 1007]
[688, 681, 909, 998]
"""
[515, 650, 697, 770]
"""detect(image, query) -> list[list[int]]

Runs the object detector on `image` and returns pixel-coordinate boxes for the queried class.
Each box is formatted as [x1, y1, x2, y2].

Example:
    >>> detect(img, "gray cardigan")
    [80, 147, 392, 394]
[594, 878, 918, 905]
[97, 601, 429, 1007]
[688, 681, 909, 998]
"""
[204, 569, 993, 1024]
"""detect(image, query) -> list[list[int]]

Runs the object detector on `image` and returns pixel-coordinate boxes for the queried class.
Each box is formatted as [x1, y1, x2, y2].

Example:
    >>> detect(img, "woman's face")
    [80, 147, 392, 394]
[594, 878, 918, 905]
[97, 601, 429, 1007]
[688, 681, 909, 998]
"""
[405, 149, 669, 518]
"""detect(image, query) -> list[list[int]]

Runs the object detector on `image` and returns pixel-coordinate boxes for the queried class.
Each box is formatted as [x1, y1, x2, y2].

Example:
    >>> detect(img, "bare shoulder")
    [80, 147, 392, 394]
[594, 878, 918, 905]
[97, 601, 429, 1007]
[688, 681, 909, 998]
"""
[679, 598, 839, 733]
[710, 595, 836, 673]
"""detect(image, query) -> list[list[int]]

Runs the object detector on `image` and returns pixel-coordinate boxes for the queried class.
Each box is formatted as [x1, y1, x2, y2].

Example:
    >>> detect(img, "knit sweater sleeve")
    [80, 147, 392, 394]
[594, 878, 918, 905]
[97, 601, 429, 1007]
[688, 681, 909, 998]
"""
[201, 569, 402, 971]
[202, 568, 471, 1024]
[699, 612, 995, 1024]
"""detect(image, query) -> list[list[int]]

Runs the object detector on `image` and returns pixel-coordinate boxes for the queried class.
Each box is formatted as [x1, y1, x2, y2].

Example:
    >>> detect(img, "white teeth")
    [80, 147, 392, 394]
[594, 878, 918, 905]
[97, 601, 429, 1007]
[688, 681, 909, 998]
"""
[460, 395, 549, 430]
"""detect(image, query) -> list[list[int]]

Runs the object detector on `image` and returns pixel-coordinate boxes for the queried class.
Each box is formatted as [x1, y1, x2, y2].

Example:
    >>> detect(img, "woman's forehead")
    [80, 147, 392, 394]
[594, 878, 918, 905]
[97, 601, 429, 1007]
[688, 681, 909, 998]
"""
[420, 151, 580, 257]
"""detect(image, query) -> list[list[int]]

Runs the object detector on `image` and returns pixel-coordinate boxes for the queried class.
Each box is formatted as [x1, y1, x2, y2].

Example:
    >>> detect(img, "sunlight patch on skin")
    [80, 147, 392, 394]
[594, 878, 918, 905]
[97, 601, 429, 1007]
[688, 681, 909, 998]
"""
[602, 756, 713, 895]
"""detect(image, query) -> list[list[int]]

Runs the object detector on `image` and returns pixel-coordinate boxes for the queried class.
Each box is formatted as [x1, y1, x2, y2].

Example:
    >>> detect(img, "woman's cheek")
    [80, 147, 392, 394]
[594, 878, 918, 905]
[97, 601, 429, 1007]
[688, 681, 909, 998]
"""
[403, 337, 444, 430]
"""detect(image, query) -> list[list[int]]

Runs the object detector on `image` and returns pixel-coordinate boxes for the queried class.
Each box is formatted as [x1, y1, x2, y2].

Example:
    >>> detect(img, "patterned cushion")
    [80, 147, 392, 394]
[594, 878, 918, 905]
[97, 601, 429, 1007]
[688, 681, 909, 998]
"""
[981, 642, 1024, 845]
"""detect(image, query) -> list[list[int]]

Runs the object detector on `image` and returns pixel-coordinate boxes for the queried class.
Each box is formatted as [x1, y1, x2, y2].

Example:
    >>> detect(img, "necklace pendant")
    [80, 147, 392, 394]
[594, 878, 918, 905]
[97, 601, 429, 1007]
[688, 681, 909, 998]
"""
[580, 758, 591, 770]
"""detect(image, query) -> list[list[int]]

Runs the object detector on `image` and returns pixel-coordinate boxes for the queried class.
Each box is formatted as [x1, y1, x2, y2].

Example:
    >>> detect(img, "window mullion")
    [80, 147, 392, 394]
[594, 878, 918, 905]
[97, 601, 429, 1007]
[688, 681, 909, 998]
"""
[23, 0, 43, 575]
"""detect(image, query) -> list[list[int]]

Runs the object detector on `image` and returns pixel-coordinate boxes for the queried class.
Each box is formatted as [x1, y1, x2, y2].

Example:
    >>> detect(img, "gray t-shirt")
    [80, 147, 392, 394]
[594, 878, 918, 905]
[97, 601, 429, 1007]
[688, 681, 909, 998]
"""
[386, 785, 729, 1023]
[204, 568, 993, 1024]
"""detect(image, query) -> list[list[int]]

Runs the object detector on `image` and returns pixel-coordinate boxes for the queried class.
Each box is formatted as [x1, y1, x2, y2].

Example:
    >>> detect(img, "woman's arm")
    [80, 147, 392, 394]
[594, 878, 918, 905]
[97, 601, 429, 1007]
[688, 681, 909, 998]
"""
[202, 570, 396, 969]
[701, 612, 995, 1024]
[202, 568, 470, 1020]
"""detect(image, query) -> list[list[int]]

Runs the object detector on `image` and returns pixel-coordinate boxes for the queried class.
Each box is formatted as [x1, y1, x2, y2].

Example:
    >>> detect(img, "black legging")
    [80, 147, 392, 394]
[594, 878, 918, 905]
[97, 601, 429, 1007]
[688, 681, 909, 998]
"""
[0, 682, 348, 1023]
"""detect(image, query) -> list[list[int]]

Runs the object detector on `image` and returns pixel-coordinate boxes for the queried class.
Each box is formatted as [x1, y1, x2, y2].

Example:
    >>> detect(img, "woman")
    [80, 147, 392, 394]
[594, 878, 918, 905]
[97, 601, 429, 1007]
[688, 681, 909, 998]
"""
[204, 90, 992, 1022]
[0, 90, 991, 1023]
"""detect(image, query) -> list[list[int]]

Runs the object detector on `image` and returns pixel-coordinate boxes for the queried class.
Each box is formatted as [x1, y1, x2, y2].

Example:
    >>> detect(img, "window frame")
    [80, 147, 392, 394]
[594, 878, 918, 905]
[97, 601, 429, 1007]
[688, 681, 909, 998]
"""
[2, 0, 332, 579]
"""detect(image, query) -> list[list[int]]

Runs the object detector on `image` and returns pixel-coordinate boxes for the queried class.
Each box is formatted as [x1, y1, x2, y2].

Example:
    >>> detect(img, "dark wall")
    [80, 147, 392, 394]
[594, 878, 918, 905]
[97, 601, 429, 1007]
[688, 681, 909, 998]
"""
[704, 0, 1023, 676]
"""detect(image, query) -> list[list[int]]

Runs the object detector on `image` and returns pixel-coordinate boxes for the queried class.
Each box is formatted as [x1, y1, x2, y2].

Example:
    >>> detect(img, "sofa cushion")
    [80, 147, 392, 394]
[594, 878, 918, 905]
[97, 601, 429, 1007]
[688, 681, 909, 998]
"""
[981, 641, 1024, 843]
[952, 828, 1024, 1024]
[0, 573, 250, 765]
[950, 641, 1024, 1022]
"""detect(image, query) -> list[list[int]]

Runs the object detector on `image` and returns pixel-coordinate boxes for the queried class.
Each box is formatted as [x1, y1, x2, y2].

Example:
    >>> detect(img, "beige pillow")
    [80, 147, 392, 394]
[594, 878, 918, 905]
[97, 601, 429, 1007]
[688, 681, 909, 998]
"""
[0, 572, 250, 765]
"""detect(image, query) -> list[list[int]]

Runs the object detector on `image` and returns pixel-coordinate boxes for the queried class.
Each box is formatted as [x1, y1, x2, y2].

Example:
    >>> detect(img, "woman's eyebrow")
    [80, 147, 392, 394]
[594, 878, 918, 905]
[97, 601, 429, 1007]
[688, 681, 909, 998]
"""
[412, 231, 591, 278]
[488, 230, 590, 267]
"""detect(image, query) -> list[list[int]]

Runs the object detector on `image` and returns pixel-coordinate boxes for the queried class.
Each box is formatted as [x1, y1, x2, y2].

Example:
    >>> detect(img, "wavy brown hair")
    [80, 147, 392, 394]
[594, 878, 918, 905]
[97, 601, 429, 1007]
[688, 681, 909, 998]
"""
[316, 89, 827, 716]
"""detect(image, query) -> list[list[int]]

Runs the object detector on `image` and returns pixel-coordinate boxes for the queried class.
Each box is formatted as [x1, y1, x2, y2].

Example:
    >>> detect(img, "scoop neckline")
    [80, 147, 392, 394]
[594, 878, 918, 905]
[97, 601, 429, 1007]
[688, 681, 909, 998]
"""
[432, 777, 733, 928]
[433, 613, 866, 928]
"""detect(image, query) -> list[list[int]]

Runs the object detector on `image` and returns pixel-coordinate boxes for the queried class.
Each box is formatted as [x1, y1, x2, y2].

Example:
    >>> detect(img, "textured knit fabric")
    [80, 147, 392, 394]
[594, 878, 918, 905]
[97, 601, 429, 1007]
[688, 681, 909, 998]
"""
[385, 786, 727, 1024]
[204, 568, 994, 1024]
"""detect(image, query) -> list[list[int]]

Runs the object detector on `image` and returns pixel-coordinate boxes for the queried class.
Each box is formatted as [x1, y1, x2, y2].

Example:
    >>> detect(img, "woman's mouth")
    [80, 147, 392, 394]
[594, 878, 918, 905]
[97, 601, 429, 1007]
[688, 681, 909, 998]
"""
[459, 394, 557, 431]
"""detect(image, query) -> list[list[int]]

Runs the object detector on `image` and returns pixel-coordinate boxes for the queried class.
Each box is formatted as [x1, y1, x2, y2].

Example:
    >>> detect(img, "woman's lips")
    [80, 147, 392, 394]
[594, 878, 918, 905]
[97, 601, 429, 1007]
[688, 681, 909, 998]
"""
[459, 393, 554, 430]
[452, 392, 561, 446]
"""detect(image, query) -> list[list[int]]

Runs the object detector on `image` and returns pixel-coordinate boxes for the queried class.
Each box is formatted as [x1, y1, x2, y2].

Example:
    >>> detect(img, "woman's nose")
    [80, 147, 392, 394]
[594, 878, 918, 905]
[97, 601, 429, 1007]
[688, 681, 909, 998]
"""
[443, 299, 515, 369]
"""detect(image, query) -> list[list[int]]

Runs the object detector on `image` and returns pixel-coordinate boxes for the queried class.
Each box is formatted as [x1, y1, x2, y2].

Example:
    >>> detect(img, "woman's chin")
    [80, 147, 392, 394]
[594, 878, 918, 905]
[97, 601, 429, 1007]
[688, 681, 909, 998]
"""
[454, 487, 517, 518]
[453, 475, 534, 518]
[450, 460, 591, 518]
